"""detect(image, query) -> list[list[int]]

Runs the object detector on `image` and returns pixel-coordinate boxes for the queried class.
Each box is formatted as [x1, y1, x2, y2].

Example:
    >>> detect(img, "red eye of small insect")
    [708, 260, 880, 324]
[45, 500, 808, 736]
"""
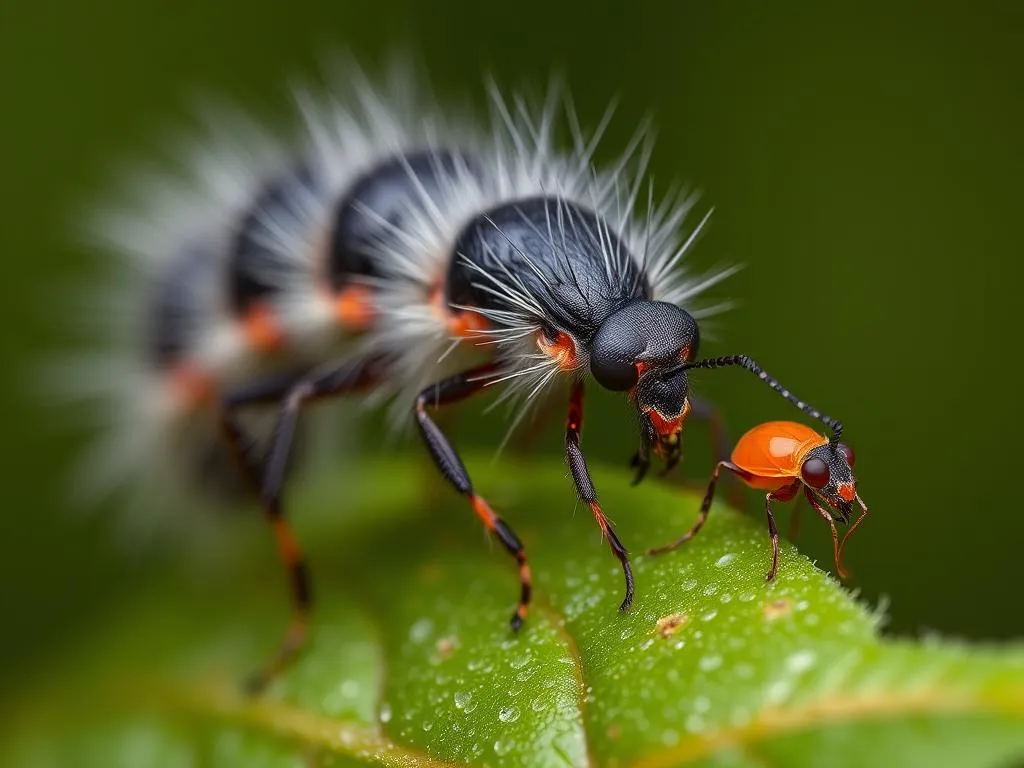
[801, 457, 830, 488]
[837, 443, 855, 467]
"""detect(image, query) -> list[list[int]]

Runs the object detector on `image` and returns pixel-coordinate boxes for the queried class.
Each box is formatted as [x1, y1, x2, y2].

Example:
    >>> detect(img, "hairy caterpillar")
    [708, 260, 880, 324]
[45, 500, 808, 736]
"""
[58, 59, 842, 690]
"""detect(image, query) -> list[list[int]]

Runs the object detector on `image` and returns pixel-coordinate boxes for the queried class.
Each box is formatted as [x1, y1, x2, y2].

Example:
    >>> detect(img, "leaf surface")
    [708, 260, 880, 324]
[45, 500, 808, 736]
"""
[7, 456, 1024, 767]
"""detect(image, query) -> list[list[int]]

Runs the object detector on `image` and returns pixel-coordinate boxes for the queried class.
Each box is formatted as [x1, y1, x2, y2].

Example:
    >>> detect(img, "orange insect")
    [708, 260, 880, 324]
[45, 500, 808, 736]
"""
[649, 420, 869, 581]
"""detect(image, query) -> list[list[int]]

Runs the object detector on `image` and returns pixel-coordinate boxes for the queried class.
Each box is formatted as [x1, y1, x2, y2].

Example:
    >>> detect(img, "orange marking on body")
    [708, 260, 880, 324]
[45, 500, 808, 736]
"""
[425, 283, 489, 337]
[636, 360, 650, 377]
[170, 363, 216, 408]
[537, 330, 578, 370]
[243, 303, 286, 353]
[838, 483, 856, 502]
[647, 400, 691, 438]
[448, 308, 490, 337]
[680, 344, 694, 362]
[333, 284, 375, 330]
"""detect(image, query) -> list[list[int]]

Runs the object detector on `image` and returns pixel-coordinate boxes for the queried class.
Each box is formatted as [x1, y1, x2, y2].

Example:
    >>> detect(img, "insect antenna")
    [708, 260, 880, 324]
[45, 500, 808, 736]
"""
[681, 354, 843, 441]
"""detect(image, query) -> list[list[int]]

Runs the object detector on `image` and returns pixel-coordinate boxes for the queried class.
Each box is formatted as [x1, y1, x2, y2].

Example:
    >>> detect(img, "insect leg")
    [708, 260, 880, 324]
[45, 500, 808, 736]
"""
[415, 363, 532, 631]
[565, 380, 634, 612]
[629, 416, 656, 486]
[763, 483, 799, 582]
[838, 496, 869, 576]
[221, 356, 386, 693]
[647, 460, 744, 555]
[803, 488, 849, 580]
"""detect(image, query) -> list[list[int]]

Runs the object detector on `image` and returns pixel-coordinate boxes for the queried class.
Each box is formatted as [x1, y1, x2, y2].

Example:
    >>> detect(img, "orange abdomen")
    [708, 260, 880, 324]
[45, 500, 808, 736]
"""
[731, 420, 827, 482]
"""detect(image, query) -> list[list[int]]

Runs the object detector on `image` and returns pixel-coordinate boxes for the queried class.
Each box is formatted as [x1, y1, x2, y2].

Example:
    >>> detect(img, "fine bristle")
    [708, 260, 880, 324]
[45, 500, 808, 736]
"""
[49, 57, 739, 547]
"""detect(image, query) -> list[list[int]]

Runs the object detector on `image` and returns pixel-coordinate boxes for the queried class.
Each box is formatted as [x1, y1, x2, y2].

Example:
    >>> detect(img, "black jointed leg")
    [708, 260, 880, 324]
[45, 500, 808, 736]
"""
[566, 380, 634, 612]
[629, 415, 656, 486]
[803, 488, 847, 580]
[647, 460, 743, 556]
[684, 355, 843, 442]
[763, 484, 799, 582]
[414, 363, 532, 630]
[221, 356, 387, 694]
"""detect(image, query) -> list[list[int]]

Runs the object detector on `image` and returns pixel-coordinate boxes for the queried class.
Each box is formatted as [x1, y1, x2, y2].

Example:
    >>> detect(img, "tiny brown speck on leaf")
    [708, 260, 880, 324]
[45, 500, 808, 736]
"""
[763, 599, 792, 620]
[435, 635, 458, 659]
[655, 612, 689, 638]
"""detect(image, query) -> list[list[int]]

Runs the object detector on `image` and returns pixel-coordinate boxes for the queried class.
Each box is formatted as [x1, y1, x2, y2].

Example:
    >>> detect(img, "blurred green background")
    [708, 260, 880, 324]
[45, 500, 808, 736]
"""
[2, 0, 1021, 697]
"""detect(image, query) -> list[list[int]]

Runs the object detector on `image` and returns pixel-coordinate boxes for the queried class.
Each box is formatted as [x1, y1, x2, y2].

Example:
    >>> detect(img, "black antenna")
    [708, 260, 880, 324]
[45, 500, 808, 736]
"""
[683, 354, 843, 441]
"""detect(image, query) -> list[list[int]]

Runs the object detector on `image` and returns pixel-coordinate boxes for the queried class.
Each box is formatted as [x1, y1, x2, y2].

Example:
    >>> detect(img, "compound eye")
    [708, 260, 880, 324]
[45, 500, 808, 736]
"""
[801, 456, 830, 488]
[590, 348, 640, 391]
[837, 443, 856, 467]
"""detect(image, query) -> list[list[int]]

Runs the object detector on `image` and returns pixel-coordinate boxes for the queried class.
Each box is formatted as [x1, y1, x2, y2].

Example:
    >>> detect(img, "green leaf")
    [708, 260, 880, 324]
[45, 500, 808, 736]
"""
[7, 456, 1024, 767]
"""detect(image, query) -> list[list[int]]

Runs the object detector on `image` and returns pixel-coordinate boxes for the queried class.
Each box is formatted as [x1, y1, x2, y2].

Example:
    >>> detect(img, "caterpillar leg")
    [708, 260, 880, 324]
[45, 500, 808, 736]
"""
[414, 363, 532, 631]
[221, 357, 385, 694]
[566, 380, 634, 612]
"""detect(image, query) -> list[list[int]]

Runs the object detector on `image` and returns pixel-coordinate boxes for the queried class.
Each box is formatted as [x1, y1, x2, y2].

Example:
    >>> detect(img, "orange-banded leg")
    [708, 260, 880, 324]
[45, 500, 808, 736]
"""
[220, 356, 387, 694]
[566, 380, 634, 611]
[648, 459, 749, 556]
[415, 363, 532, 631]
[802, 487, 847, 580]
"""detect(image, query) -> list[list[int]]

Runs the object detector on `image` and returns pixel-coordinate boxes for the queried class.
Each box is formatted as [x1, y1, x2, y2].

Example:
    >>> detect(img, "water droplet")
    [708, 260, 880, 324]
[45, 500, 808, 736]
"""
[409, 618, 433, 644]
[530, 696, 548, 713]
[699, 654, 723, 672]
[516, 666, 537, 682]
[701, 609, 718, 622]
[786, 650, 816, 673]
[639, 638, 655, 651]
[454, 691, 473, 710]
[702, 583, 719, 596]
[379, 703, 392, 723]
[715, 553, 736, 568]
[340, 680, 359, 698]
[685, 713, 705, 733]
[661, 728, 680, 746]
[494, 738, 514, 756]
[498, 705, 521, 723]
[510, 651, 532, 669]
[719, 592, 733, 603]
[682, 579, 699, 591]
[693, 695, 711, 713]
[767, 680, 791, 703]
[738, 591, 756, 602]
[422, 720, 434, 732]
[620, 626, 636, 640]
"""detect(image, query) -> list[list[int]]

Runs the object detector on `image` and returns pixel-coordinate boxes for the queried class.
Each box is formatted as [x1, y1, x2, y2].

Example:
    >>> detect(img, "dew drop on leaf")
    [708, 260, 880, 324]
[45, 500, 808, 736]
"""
[498, 705, 521, 723]
[699, 654, 723, 672]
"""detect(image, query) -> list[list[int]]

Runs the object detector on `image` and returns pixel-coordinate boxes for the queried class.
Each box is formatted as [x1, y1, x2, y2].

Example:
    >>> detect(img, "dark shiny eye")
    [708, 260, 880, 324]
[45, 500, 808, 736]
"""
[801, 457, 830, 488]
[837, 443, 855, 467]
[590, 348, 640, 391]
